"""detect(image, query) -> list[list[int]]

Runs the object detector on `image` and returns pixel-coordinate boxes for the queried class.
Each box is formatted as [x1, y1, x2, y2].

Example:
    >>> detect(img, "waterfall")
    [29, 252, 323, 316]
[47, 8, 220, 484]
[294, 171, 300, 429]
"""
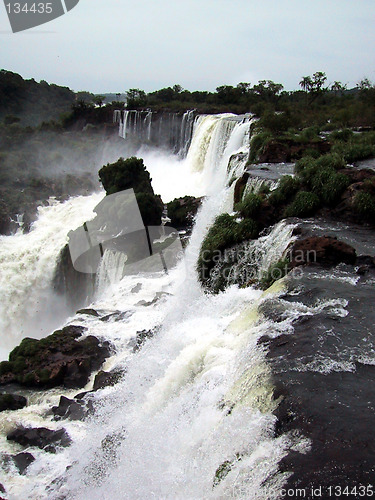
[115, 110, 198, 156]
[0, 113, 297, 499]
[0, 193, 104, 359]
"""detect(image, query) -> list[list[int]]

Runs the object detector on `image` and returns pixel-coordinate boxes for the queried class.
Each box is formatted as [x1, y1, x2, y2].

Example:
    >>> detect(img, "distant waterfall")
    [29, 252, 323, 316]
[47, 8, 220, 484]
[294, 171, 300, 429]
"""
[114, 109, 197, 156]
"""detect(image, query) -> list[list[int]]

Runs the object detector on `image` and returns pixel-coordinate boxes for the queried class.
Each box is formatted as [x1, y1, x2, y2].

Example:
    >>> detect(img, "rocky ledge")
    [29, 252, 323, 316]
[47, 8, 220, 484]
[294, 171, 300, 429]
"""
[0, 325, 111, 389]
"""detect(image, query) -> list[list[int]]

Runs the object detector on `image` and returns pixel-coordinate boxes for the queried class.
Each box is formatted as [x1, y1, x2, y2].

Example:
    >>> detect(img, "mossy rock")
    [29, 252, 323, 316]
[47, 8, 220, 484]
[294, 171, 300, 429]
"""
[0, 325, 111, 389]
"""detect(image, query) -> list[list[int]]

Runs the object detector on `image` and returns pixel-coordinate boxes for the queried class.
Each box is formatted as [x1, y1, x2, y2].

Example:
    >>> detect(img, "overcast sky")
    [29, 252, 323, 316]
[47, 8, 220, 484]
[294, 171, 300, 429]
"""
[0, 0, 374, 93]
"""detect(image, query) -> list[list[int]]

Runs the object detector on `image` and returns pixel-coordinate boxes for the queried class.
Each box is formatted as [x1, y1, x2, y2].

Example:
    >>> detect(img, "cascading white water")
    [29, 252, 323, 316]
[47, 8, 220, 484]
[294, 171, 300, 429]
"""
[0, 193, 104, 359]
[0, 114, 299, 499]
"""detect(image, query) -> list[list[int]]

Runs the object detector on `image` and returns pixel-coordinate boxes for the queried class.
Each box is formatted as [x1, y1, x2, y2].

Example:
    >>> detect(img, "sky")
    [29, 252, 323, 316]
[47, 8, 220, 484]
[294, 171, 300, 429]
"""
[0, 0, 374, 94]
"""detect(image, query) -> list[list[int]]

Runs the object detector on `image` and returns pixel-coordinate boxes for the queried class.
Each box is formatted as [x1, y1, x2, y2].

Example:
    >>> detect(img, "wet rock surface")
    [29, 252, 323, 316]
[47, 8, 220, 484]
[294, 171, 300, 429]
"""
[288, 235, 357, 268]
[52, 395, 94, 421]
[0, 393, 27, 412]
[93, 369, 125, 390]
[0, 325, 111, 389]
[260, 262, 375, 497]
[2, 452, 35, 475]
[7, 426, 71, 453]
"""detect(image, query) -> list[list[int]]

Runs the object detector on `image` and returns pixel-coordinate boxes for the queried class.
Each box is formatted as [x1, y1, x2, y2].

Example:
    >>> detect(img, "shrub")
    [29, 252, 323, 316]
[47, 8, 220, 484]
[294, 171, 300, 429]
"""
[269, 175, 300, 206]
[343, 144, 375, 163]
[330, 128, 353, 142]
[258, 111, 291, 135]
[284, 191, 320, 217]
[235, 193, 262, 218]
[315, 153, 346, 171]
[295, 156, 316, 174]
[354, 192, 375, 221]
[310, 169, 350, 206]
[249, 131, 272, 162]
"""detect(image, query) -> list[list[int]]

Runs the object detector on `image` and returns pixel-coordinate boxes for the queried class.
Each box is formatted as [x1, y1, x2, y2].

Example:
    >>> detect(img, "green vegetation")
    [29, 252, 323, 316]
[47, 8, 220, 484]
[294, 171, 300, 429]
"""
[167, 196, 201, 229]
[98, 157, 163, 226]
[235, 193, 262, 218]
[197, 214, 258, 285]
[354, 191, 375, 221]
[269, 175, 300, 206]
[284, 191, 320, 217]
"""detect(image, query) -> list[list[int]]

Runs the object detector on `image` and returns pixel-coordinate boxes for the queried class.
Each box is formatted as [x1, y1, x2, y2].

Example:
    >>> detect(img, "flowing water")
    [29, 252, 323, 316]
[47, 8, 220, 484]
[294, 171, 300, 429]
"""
[0, 114, 336, 498]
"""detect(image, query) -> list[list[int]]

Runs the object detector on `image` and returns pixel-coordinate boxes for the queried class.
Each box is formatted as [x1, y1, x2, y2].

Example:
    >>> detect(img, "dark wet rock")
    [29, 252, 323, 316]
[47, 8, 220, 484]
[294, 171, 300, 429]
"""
[288, 236, 356, 268]
[0, 483, 5, 493]
[76, 308, 100, 317]
[136, 292, 171, 307]
[356, 256, 375, 276]
[0, 325, 111, 389]
[0, 393, 27, 412]
[258, 299, 287, 323]
[5, 452, 36, 475]
[166, 196, 203, 231]
[261, 267, 375, 495]
[100, 311, 132, 322]
[128, 329, 155, 353]
[131, 283, 142, 293]
[53, 244, 96, 311]
[233, 173, 249, 204]
[7, 426, 71, 453]
[0, 199, 11, 235]
[52, 395, 93, 421]
[93, 369, 124, 391]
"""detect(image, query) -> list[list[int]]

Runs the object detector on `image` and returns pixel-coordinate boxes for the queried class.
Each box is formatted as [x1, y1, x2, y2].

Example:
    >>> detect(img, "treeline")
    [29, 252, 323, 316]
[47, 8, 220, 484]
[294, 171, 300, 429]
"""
[124, 73, 375, 129]
[0, 70, 77, 126]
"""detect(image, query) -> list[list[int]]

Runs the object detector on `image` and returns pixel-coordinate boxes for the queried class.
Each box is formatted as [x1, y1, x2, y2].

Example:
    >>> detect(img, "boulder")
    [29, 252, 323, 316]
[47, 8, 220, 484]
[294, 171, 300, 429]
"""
[2, 452, 35, 475]
[128, 329, 155, 353]
[166, 196, 203, 231]
[7, 426, 71, 453]
[0, 325, 111, 389]
[93, 369, 125, 390]
[0, 394, 27, 412]
[288, 236, 356, 269]
[51, 395, 93, 421]
[76, 308, 100, 317]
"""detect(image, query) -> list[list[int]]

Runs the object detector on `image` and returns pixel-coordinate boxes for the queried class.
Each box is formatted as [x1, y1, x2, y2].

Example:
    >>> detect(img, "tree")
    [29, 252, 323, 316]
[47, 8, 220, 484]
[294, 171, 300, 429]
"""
[357, 78, 372, 91]
[299, 76, 312, 92]
[172, 84, 183, 94]
[252, 80, 284, 102]
[236, 82, 251, 94]
[330, 81, 347, 96]
[299, 72, 328, 102]
[93, 95, 105, 107]
[126, 89, 147, 109]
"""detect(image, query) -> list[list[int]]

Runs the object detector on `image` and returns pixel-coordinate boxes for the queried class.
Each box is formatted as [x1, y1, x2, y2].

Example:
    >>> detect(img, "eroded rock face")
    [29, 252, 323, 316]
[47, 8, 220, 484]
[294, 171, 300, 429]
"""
[7, 426, 71, 453]
[288, 236, 357, 268]
[0, 325, 111, 389]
